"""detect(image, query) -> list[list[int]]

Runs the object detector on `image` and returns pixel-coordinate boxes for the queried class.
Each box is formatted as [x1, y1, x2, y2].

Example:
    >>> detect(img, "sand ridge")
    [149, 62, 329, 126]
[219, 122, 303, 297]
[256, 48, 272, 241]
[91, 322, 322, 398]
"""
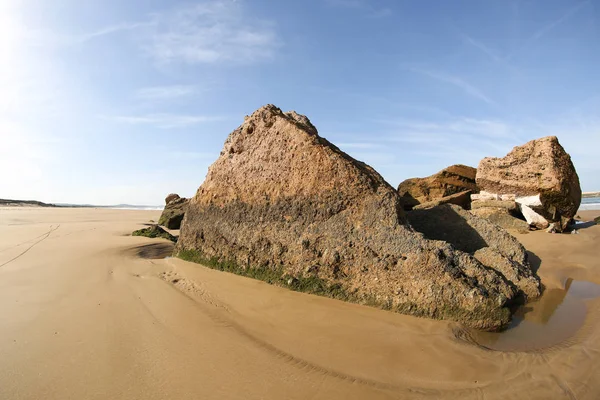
[1, 207, 600, 399]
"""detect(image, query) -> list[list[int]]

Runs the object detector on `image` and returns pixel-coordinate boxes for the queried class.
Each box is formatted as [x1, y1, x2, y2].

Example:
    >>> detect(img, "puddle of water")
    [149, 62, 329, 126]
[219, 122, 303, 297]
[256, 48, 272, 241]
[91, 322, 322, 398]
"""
[471, 279, 600, 352]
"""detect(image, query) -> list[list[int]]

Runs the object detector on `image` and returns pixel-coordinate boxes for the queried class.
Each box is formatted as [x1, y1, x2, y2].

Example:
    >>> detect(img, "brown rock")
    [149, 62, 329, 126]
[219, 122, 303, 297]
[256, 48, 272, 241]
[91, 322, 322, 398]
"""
[165, 193, 180, 204]
[473, 248, 540, 301]
[407, 204, 540, 301]
[159, 195, 188, 230]
[176, 105, 525, 331]
[398, 165, 477, 210]
[412, 190, 472, 210]
[471, 200, 518, 212]
[470, 207, 530, 233]
[476, 136, 582, 231]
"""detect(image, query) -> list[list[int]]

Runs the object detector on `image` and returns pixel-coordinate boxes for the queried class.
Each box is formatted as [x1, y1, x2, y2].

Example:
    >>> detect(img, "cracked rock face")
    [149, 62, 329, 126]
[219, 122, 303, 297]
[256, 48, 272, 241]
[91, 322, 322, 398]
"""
[476, 136, 581, 231]
[176, 105, 532, 330]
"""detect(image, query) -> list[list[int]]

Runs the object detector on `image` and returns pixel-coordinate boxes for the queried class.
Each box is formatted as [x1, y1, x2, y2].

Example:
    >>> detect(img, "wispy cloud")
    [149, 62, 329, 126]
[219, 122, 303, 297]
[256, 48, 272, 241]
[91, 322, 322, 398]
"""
[106, 113, 222, 129]
[370, 117, 525, 170]
[143, 1, 280, 65]
[336, 142, 382, 149]
[77, 22, 151, 43]
[531, 1, 588, 42]
[135, 85, 196, 100]
[462, 35, 503, 62]
[409, 68, 495, 105]
[324, 0, 392, 18]
[21, 1, 280, 66]
[378, 118, 518, 141]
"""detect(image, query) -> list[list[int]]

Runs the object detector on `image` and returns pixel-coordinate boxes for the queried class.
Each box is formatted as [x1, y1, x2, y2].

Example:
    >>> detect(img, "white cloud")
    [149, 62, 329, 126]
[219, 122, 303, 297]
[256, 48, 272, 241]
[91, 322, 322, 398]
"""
[107, 113, 222, 128]
[409, 68, 495, 105]
[135, 85, 196, 100]
[142, 1, 280, 65]
[9, 1, 279, 66]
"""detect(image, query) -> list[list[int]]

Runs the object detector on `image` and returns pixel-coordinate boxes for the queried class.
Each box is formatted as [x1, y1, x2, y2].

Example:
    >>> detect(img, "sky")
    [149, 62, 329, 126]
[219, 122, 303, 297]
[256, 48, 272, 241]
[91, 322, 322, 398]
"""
[1, 0, 599, 205]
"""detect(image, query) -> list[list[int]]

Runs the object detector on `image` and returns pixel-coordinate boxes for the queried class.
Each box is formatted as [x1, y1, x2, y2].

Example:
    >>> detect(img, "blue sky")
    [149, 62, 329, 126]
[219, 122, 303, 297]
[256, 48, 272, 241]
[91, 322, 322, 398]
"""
[1, 0, 599, 205]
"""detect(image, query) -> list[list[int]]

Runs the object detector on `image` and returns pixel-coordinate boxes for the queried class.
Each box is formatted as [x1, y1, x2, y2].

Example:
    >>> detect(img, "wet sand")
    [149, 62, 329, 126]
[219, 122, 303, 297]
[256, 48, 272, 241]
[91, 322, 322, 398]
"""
[1, 207, 599, 399]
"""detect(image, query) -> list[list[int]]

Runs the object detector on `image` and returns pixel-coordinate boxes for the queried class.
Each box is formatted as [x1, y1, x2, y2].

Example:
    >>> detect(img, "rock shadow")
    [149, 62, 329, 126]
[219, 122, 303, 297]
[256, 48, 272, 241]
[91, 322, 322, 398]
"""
[134, 243, 175, 259]
[407, 206, 488, 253]
[572, 221, 597, 230]
[526, 250, 542, 274]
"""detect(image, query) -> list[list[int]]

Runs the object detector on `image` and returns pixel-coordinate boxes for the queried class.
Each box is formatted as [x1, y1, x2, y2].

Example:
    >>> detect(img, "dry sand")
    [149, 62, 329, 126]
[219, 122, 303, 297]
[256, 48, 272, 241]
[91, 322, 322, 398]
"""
[1, 207, 599, 399]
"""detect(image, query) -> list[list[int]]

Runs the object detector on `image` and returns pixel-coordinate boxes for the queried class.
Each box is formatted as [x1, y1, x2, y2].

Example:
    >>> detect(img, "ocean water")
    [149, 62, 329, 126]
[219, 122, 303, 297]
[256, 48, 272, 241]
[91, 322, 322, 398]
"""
[580, 196, 600, 211]
[108, 206, 163, 211]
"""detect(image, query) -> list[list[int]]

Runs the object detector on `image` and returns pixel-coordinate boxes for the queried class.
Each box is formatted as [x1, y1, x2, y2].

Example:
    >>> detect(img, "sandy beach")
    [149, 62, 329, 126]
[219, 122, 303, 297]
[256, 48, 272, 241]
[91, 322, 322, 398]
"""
[1, 206, 599, 399]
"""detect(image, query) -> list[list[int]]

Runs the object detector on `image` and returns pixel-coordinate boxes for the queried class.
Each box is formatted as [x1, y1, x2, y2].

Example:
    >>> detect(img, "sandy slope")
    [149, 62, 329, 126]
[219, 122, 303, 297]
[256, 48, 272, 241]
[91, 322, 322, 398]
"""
[1, 207, 599, 399]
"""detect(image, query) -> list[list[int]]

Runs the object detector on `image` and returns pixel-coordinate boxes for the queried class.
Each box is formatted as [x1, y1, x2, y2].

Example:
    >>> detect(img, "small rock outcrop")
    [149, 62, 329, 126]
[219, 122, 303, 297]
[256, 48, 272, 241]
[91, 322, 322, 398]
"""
[132, 225, 177, 242]
[165, 193, 180, 204]
[176, 105, 537, 331]
[158, 194, 188, 229]
[407, 204, 541, 301]
[476, 136, 581, 232]
[398, 165, 477, 210]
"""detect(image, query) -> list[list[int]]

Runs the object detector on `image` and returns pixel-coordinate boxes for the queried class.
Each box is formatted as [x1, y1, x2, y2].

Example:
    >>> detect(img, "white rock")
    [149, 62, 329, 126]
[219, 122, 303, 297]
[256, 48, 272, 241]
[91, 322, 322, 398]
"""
[471, 191, 501, 201]
[515, 194, 543, 207]
[520, 204, 549, 229]
[500, 194, 516, 201]
[545, 223, 557, 233]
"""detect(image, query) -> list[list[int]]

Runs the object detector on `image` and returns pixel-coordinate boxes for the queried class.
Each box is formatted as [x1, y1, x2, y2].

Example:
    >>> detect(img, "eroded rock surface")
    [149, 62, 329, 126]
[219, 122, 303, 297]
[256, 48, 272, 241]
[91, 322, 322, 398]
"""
[476, 136, 581, 231]
[470, 207, 530, 233]
[177, 105, 528, 330]
[412, 190, 472, 210]
[398, 165, 477, 210]
[159, 194, 188, 229]
[407, 204, 541, 301]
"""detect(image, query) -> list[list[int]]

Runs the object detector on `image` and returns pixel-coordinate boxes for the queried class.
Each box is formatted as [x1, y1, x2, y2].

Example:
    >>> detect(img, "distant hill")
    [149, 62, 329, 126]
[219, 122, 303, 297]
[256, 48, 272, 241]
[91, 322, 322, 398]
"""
[0, 199, 57, 207]
[1, 199, 162, 210]
[583, 192, 600, 198]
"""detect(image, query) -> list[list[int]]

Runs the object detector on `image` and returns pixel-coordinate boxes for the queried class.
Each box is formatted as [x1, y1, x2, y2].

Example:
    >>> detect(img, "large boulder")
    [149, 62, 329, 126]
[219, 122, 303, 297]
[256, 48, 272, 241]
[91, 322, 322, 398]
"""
[398, 165, 477, 210]
[476, 136, 581, 232]
[407, 204, 541, 301]
[158, 194, 188, 229]
[176, 104, 533, 331]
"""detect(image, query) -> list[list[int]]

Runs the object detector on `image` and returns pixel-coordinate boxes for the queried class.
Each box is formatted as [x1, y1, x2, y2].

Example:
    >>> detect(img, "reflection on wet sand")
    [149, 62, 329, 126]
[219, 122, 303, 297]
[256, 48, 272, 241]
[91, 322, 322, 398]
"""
[472, 278, 600, 352]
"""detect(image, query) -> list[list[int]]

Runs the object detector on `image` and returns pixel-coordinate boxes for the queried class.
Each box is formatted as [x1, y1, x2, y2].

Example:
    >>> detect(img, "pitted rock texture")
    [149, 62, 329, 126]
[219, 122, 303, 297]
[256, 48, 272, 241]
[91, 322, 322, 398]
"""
[407, 204, 541, 301]
[159, 194, 188, 230]
[476, 136, 581, 231]
[470, 207, 530, 233]
[398, 165, 477, 210]
[177, 105, 524, 330]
